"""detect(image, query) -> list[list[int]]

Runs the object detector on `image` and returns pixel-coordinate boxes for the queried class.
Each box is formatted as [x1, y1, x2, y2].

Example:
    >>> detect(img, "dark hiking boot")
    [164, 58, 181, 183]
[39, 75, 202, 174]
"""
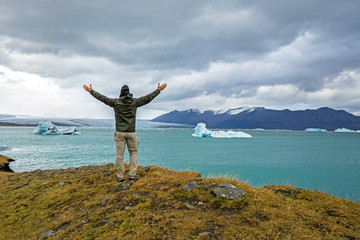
[129, 175, 139, 181]
[117, 177, 124, 182]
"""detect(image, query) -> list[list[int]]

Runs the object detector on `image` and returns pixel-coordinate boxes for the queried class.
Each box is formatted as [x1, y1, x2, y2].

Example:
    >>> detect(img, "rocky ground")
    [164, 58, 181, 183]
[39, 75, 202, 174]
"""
[0, 154, 15, 172]
[0, 164, 359, 239]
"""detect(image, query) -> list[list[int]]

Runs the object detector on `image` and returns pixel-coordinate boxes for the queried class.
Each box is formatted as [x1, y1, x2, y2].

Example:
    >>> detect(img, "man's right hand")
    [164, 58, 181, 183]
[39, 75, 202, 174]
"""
[83, 84, 92, 92]
[158, 83, 167, 91]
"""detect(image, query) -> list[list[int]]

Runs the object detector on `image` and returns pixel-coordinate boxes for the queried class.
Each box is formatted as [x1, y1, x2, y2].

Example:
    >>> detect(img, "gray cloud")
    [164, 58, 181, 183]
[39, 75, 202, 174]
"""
[0, 0, 360, 118]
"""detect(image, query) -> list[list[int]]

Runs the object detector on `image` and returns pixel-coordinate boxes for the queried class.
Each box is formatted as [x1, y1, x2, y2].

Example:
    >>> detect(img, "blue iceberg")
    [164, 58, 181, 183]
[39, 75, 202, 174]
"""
[33, 121, 80, 135]
[192, 123, 251, 138]
[33, 121, 59, 134]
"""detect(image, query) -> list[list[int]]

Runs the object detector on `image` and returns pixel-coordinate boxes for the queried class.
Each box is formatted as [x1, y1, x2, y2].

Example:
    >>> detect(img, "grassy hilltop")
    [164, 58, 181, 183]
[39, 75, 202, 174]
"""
[0, 164, 359, 240]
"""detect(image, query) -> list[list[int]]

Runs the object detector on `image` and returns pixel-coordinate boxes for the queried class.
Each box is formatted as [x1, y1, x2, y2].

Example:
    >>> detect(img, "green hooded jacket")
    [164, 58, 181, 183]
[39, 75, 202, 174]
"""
[90, 89, 160, 132]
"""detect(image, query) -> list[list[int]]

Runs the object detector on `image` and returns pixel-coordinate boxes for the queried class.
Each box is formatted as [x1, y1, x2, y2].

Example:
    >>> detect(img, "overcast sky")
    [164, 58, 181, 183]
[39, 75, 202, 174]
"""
[1, 0, 360, 119]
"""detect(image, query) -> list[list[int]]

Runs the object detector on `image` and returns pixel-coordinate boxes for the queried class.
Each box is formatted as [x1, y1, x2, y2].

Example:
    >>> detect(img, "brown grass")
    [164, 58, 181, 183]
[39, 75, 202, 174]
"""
[0, 164, 359, 239]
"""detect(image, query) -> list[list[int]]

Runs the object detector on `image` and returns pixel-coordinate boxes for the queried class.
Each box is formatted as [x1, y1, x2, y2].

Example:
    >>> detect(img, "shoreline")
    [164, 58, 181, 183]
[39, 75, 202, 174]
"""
[0, 122, 36, 127]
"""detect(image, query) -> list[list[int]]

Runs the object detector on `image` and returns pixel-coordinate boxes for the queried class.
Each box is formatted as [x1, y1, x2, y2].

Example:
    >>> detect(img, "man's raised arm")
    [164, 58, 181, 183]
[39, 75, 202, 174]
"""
[83, 84, 116, 107]
[135, 83, 167, 108]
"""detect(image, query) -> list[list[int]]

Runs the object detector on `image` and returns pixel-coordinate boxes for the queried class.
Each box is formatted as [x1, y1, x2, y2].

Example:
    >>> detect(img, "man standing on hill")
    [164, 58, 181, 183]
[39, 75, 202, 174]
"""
[83, 83, 167, 182]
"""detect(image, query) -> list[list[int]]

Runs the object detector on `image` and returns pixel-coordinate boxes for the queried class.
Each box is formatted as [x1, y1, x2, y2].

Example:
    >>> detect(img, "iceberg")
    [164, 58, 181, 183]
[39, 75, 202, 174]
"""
[305, 128, 327, 132]
[192, 123, 251, 138]
[33, 121, 80, 135]
[60, 127, 80, 135]
[192, 123, 212, 137]
[334, 128, 355, 133]
[33, 121, 59, 134]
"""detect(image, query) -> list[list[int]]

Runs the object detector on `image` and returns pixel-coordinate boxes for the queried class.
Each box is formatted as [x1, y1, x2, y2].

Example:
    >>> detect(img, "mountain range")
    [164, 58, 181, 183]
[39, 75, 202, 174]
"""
[151, 107, 360, 130]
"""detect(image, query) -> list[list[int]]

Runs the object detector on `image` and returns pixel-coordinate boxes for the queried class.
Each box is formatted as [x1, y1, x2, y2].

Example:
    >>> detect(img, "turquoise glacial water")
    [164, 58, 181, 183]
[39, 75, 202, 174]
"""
[1, 126, 359, 202]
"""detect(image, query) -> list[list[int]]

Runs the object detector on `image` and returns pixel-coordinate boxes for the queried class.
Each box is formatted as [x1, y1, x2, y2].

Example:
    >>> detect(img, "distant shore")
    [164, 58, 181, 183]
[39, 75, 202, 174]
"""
[0, 122, 36, 127]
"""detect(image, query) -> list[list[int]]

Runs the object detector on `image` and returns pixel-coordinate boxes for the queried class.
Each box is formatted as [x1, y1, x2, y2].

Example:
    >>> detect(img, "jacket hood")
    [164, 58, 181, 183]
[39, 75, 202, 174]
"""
[120, 85, 130, 97]
[119, 93, 133, 100]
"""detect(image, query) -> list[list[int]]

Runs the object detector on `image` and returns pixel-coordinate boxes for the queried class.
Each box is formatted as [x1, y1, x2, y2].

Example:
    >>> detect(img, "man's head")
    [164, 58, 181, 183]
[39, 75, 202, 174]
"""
[120, 85, 130, 97]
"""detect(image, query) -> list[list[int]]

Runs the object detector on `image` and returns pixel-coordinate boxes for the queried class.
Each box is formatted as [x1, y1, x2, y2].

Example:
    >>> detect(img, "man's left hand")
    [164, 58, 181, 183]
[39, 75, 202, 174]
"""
[158, 83, 167, 91]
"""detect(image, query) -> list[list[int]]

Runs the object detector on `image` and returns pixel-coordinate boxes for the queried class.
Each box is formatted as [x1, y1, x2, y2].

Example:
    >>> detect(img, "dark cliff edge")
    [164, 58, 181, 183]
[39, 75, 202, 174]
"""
[0, 155, 15, 172]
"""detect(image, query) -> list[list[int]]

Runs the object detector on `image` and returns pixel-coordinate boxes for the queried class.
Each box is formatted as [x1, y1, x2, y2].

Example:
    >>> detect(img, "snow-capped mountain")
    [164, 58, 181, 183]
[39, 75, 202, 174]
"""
[151, 107, 360, 130]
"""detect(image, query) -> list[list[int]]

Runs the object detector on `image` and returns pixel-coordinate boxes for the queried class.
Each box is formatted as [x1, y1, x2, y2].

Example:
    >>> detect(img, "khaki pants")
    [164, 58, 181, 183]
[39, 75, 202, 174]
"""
[114, 132, 139, 178]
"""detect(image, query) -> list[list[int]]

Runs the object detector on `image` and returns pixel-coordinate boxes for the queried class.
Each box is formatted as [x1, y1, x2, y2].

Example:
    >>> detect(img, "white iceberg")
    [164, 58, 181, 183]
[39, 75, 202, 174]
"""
[33, 121, 80, 135]
[305, 128, 327, 132]
[192, 123, 251, 138]
[60, 127, 80, 135]
[334, 128, 355, 133]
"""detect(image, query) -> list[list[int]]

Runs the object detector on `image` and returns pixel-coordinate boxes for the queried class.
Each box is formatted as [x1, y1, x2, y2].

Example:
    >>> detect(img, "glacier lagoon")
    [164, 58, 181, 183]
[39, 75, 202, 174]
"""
[1, 124, 360, 202]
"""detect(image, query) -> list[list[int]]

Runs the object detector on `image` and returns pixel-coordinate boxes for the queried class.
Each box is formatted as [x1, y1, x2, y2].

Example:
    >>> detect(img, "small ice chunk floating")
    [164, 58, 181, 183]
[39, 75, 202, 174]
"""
[33, 121, 80, 135]
[192, 123, 251, 138]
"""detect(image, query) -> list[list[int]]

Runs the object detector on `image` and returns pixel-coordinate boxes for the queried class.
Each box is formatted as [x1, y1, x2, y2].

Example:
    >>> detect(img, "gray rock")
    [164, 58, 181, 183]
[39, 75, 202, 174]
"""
[211, 182, 246, 201]
[185, 203, 195, 209]
[183, 180, 197, 193]
[204, 183, 216, 190]
[198, 232, 211, 237]
[99, 197, 107, 203]
[125, 206, 131, 210]
[142, 167, 150, 173]
[59, 182, 70, 188]
[38, 230, 56, 240]
[108, 182, 131, 193]
[100, 219, 111, 226]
